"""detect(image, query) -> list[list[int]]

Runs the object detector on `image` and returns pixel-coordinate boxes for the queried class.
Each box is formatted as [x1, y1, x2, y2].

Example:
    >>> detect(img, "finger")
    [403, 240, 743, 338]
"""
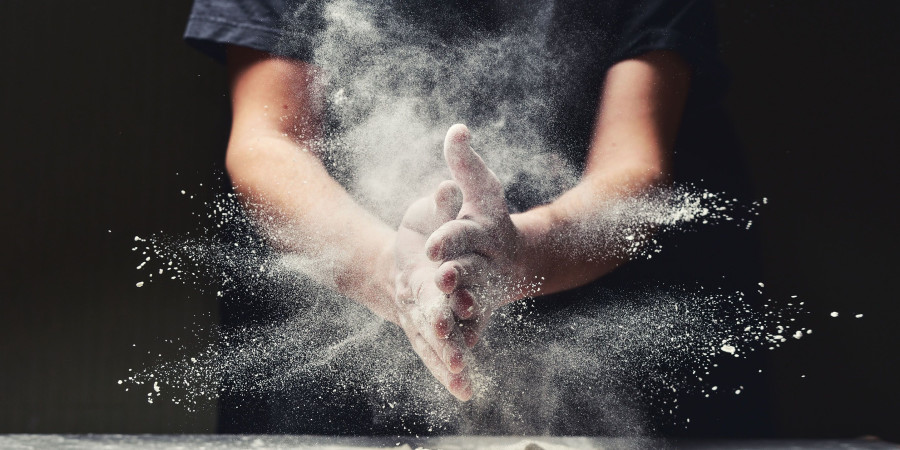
[425, 219, 490, 262]
[448, 288, 479, 320]
[408, 269, 455, 338]
[450, 283, 496, 324]
[459, 315, 489, 348]
[399, 196, 437, 235]
[399, 318, 473, 401]
[433, 180, 463, 224]
[399, 181, 462, 235]
[443, 124, 505, 216]
[434, 254, 490, 294]
[408, 277, 468, 373]
[411, 300, 468, 374]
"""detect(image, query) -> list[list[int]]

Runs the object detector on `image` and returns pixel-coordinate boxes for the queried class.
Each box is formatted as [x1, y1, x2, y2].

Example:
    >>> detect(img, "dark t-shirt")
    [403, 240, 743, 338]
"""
[185, 0, 770, 437]
[184, 0, 751, 279]
[185, 0, 727, 135]
[185, 0, 725, 86]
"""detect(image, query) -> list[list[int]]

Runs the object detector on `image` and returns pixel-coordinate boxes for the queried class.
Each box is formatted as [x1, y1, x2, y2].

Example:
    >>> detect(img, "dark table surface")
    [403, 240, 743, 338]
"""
[0, 435, 897, 450]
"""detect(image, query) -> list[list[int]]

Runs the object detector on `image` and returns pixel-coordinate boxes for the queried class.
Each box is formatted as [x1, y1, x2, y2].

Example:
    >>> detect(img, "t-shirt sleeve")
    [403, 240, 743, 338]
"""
[183, 0, 293, 64]
[611, 0, 728, 101]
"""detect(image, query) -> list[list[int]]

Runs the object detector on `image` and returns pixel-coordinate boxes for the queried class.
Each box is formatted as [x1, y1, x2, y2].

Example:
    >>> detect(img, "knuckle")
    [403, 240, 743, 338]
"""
[449, 260, 467, 277]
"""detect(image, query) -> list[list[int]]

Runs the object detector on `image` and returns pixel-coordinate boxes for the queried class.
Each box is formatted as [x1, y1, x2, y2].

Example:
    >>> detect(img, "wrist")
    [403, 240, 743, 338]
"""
[364, 231, 400, 323]
[371, 234, 400, 323]
[509, 207, 558, 302]
[333, 227, 399, 323]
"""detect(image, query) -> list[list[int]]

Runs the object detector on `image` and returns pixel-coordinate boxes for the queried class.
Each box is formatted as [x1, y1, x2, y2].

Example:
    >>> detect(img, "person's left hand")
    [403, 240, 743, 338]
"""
[394, 178, 475, 401]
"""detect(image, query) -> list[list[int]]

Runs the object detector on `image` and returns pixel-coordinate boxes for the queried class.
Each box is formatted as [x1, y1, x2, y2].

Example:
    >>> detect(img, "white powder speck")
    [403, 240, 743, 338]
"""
[855, 314, 863, 319]
[181, 190, 186, 195]
[720, 344, 736, 355]
[830, 312, 839, 318]
[734, 389, 741, 395]
[711, 386, 718, 391]
[758, 282, 765, 288]
[135, 282, 144, 288]
[793, 331, 803, 339]
[153, 381, 160, 393]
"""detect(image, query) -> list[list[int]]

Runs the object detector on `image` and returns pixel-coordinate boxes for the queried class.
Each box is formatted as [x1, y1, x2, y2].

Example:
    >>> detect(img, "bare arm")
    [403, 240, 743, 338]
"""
[512, 50, 690, 296]
[425, 51, 691, 318]
[225, 46, 397, 319]
[225, 46, 473, 400]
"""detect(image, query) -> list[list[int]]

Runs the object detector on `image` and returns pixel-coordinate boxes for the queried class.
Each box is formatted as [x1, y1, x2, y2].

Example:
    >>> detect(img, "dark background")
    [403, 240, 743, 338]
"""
[1, 0, 897, 441]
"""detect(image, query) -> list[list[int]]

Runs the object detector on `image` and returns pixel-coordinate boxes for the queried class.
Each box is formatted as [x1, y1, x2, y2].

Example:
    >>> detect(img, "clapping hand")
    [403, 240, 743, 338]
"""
[393, 124, 536, 400]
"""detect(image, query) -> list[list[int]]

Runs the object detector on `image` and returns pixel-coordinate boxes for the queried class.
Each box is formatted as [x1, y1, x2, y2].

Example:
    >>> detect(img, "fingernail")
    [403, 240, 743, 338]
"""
[451, 374, 473, 401]
[465, 330, 479, 348]
[435, 318, 449, 339]
[456, 291, 474, 318]
[444, 347, 465, 372]
[451, 351, 464, 373]
[427, 241, 441, 261]
[459, 384, 473, 402]
[441, 268, 457, 290]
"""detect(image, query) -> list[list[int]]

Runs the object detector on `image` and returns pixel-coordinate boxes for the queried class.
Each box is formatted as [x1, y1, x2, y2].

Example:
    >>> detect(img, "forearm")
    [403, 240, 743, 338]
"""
[225, 46, 396, 320]
[226, 134, 397, 319]
[509, 50, 689, 300]
[510, 164, 663, 297]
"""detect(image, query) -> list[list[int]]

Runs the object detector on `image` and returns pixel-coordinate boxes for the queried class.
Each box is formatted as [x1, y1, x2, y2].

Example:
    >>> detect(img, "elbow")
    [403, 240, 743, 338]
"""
[625, 160, 668, 189]
[224, 138, 254, 195]
[622, 146, 670, 189]
[223, 134, 284, 198]
[223, 132, 324, 201]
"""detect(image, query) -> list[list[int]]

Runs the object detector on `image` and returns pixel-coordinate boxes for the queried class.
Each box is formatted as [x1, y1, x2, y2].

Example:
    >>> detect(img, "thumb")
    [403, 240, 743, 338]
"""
[443, 124, 505, 215]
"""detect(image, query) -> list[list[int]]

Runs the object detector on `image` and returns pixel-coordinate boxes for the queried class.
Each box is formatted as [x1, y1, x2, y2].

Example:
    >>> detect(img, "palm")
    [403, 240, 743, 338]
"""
[393, 180, 473, 401]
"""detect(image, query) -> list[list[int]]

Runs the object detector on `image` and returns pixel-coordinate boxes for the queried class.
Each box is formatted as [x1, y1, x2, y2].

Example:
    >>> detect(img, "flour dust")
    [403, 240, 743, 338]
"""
[123, 184, 797, 435]
[125, 0, 828, 437]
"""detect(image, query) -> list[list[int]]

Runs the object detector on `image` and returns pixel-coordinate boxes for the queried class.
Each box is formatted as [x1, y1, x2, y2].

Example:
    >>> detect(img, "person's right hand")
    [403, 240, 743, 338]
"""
[425, 124, 536, 349]
[393, 178, 474, 401]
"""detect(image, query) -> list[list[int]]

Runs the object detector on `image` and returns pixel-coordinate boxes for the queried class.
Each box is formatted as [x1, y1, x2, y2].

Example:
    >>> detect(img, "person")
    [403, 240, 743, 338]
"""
[185, 0, 771, 437]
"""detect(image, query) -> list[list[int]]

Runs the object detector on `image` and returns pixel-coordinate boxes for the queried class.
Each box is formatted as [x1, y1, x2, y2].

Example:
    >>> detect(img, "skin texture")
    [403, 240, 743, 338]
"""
[224, 45, 690, 401]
